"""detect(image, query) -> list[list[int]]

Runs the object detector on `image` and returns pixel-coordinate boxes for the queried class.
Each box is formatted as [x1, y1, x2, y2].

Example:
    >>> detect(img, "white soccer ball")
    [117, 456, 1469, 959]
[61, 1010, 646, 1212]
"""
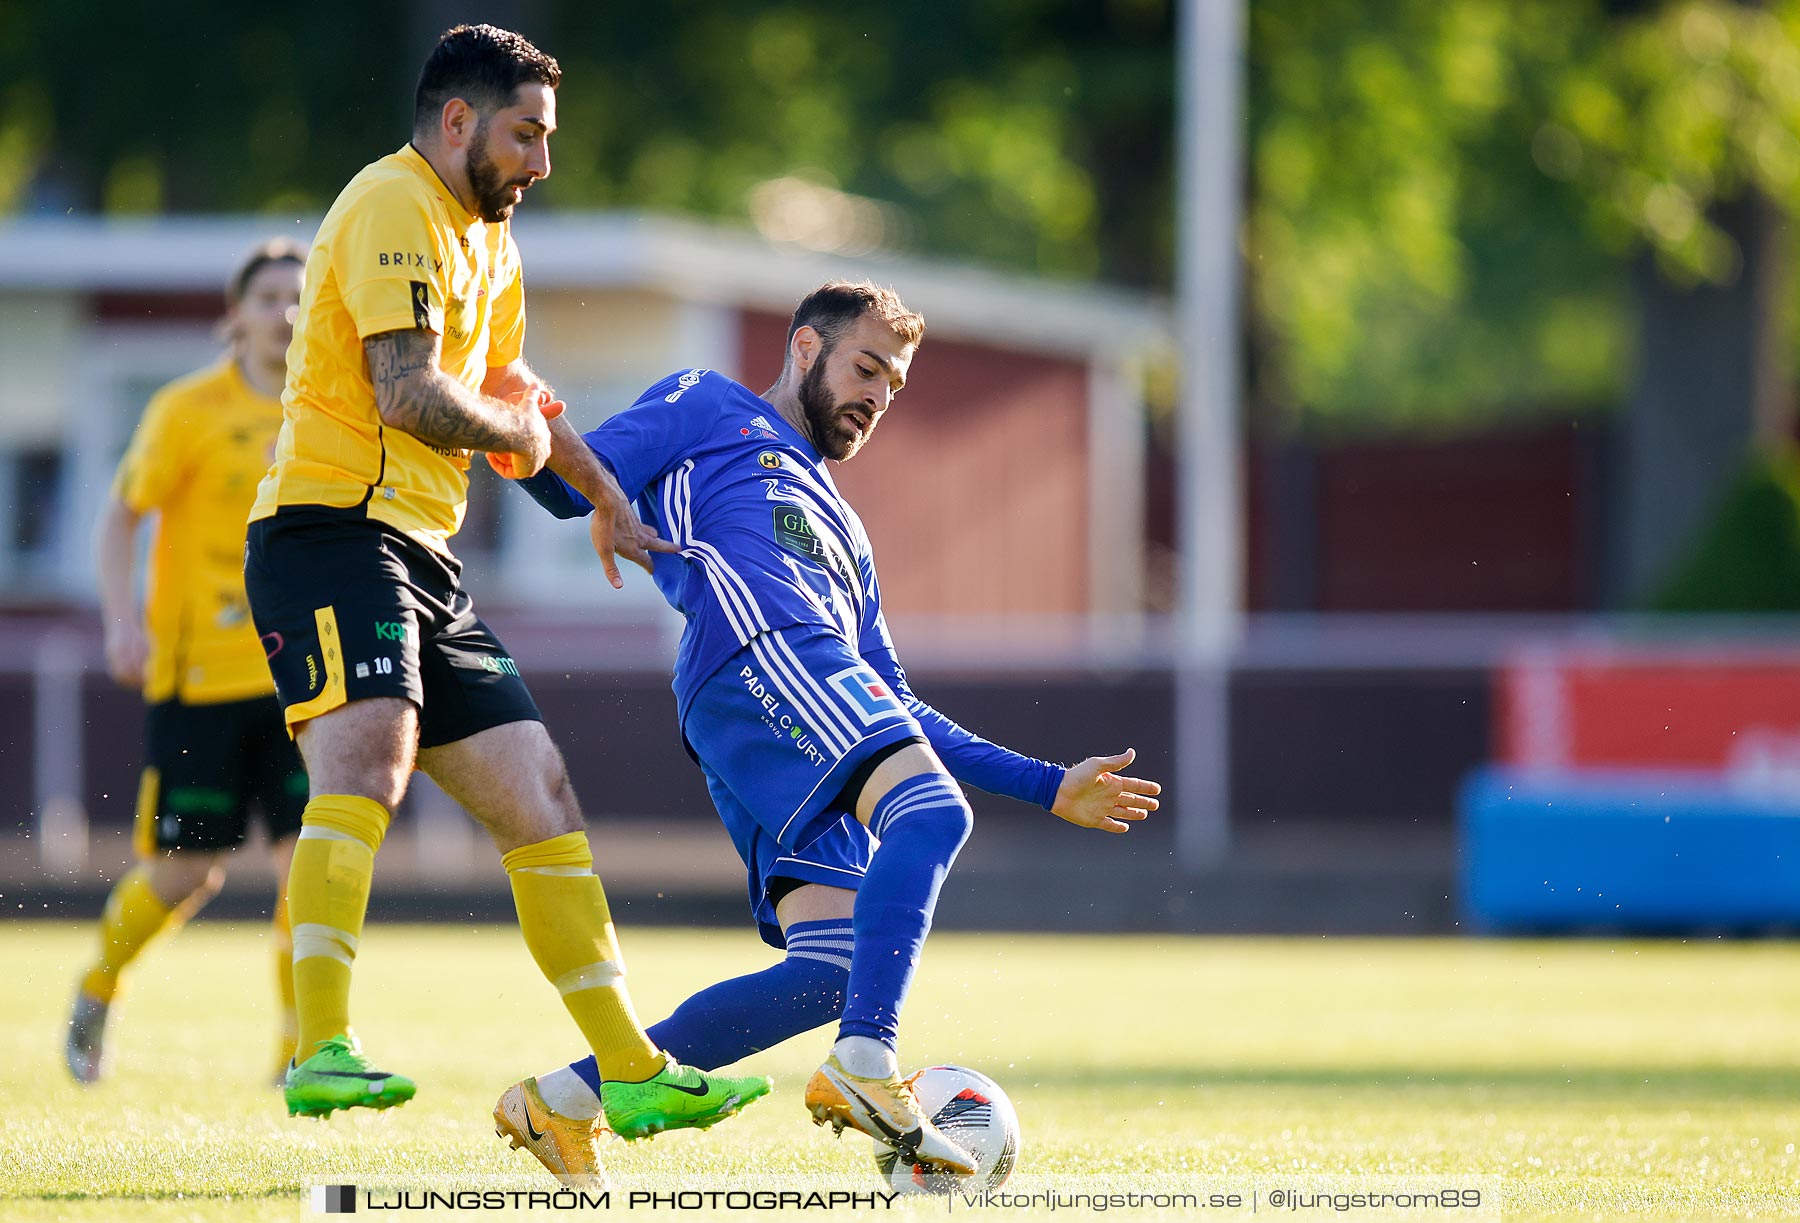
[871, 1065, 1020, 1196]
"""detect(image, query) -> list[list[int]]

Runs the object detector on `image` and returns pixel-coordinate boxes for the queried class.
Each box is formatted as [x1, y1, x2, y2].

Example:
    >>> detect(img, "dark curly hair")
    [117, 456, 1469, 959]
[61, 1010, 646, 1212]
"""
[784, 281, 925, 366]
[414, 24, 560, 132]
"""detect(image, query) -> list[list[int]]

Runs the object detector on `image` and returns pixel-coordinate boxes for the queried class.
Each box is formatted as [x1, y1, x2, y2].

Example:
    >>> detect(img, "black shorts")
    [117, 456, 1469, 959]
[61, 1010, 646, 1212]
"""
[133, 695, 307, 854]
[244, 508, 541, 749]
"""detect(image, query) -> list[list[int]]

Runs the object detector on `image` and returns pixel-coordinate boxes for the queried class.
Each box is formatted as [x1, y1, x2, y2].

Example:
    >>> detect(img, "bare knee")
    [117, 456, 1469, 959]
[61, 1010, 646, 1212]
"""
[484, 739, 583, 846]
[145, 852, 225, 909]
[295, 698, 418, 811]
[419, 720, 583, 852]
[542, 753, 581, 831]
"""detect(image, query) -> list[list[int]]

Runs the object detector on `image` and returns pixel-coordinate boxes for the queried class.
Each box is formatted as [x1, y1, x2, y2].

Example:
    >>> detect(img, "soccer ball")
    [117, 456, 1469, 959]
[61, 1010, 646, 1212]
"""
[871, 1065, 1020, 1196]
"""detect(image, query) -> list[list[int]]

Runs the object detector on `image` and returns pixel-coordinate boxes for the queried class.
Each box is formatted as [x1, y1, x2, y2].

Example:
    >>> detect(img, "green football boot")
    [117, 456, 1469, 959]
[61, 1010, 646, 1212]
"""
[284, 1034, 416, 1118]
[601, 1057, 772, 1140]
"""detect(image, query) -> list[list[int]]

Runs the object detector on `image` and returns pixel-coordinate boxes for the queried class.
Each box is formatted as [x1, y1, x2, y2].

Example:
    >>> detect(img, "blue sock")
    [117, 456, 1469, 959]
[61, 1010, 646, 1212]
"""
[838, 773, 973, 1049]
[567, 918, 852, 1093]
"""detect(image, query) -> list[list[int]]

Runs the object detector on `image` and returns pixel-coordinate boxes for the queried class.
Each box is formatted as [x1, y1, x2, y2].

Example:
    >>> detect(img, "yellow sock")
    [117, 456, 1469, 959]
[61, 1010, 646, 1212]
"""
[81, 865, 178, 1004]
[286, 795, 388, 1059]
[503, 831, 663, 1082]
[272, 891, 297, 1066]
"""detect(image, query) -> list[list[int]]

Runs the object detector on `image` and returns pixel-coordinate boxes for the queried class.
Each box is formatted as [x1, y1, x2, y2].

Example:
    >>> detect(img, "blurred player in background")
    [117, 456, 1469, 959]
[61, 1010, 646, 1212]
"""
[68, 240, 309, 1086]
[504, 281, 1161, 1181]
[243, 23, 768, 1139]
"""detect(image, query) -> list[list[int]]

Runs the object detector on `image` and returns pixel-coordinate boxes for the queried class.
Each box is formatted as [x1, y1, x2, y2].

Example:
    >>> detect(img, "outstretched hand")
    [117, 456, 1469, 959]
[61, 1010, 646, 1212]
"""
[588, 472, 681, 588]
[1051, 748, 1161, 834]
[483, 387, 680, 588]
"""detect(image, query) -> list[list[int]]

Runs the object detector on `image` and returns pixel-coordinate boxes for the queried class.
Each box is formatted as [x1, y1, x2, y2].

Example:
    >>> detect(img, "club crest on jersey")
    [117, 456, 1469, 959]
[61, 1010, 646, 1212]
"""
[826, 665, 905, 727]
[408, 280, 433, 330]
[758, 451, 783, 470]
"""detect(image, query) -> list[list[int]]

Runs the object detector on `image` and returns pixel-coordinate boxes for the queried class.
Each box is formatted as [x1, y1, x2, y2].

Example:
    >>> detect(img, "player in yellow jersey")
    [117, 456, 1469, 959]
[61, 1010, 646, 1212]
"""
[68, 240, 309, 1086]
[244, 24, 769, 1149]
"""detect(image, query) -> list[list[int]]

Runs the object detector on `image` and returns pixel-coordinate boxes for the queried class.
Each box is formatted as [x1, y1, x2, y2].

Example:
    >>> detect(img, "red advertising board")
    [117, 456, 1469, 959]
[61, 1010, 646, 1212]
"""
[1497, 646, 1800, 777]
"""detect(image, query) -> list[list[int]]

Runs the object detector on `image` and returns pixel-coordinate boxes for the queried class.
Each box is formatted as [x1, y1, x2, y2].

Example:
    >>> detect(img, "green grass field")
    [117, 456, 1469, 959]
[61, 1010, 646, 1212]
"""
[3, 921, 1797, 1221]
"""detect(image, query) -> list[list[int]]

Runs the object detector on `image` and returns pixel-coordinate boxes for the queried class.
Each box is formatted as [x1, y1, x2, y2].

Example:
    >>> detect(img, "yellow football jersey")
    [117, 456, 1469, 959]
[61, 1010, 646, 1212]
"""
[249, 143, 526, 554]
[113, 361, 283, 704]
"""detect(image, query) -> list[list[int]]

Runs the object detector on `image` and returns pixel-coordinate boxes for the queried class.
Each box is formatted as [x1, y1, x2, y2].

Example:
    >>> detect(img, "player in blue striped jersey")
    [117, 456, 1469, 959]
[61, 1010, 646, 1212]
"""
[494, 281, 1160, 1181]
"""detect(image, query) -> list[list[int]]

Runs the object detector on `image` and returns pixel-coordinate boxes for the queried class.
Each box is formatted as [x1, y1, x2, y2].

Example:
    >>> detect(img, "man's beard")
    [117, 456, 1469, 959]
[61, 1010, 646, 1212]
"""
[468, 122, 528, 223]
[798, 354, 867, 461]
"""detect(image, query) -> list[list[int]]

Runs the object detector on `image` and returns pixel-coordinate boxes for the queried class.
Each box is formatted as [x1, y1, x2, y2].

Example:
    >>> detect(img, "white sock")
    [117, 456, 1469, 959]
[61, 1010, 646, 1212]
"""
[832, 1035, 898, 1079]
[535, 1066, 602, 1121]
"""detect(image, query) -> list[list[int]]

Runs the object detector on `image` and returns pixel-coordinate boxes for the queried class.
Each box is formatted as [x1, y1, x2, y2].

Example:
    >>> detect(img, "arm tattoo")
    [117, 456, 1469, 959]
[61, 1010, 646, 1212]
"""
[364, 329, 536, 453]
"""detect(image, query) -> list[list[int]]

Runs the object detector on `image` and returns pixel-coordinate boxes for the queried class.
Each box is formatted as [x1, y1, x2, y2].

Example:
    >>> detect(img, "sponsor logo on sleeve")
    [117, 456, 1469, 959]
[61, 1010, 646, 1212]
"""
[409, 281, 431, 329]
[663, 368, 708, 403]
[379, 251, 442, 272]
[826, 665, 905, 727]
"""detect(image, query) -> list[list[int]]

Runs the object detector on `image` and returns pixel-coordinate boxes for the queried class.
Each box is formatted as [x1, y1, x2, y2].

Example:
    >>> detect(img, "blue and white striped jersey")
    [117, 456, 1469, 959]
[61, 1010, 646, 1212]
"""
[517, 367, 1063, 810]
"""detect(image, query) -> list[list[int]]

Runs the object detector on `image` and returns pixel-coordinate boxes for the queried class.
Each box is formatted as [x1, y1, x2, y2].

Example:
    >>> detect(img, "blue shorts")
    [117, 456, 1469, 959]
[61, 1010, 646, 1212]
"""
[683, 625, 924, 946]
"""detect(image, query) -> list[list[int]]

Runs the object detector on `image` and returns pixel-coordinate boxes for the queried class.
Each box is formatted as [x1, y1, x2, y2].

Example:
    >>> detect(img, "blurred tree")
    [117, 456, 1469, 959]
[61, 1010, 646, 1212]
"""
[1248, 0, 1800, 430]
[1566, 0, 1800, 601]
[0, 1, 411, 214]
[529, 1, 1174, 282]
[0, 0, 1173, 283]
[1651, 448, 1800, 610]
[1242, 0, 1800, 605]
[5, 0, 1800, 458]
[1245, 0, 1628, 426]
